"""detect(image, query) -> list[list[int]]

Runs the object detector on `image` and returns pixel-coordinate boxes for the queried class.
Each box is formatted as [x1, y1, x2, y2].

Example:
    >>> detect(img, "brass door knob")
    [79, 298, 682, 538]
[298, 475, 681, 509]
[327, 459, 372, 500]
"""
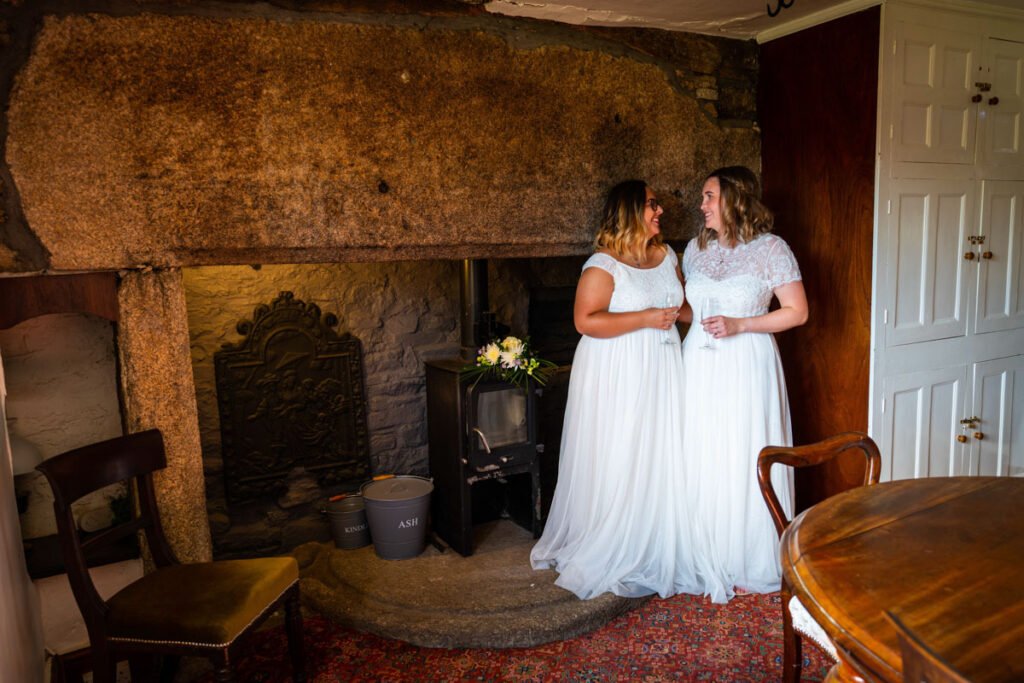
[964, 252, 976, 260]
[982, 251, 993, 259]
[957, 434, 968, 443]
[974, 432, 984, 440]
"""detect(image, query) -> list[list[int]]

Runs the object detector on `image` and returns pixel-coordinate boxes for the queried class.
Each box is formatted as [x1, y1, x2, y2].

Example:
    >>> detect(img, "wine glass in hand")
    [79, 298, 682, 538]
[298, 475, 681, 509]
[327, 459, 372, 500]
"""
[700, 297, 718, 350]
[662, 293, 677, 344]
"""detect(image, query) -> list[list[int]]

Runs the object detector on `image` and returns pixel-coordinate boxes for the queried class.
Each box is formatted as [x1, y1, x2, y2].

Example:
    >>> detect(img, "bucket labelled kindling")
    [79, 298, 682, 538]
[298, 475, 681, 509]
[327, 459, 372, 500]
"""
[326, 495, 371, 549]
[361, 475, 433, 560]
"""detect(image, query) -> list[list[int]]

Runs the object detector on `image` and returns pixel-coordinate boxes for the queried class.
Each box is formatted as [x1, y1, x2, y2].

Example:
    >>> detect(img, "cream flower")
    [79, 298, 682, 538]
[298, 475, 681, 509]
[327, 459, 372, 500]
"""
[501, 336, 525, 355]
[481, 343, 501, 365]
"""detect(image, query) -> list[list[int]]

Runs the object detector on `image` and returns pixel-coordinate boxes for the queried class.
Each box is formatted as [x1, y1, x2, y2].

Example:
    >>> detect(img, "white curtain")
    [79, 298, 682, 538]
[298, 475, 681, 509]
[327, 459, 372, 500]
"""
[0, 349, 45, 682]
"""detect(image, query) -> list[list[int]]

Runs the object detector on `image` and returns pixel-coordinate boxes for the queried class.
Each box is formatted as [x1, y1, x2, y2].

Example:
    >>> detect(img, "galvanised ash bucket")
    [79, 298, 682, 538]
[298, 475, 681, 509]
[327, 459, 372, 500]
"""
[325, 495, 371, 550]
[360, 475, 433, 560]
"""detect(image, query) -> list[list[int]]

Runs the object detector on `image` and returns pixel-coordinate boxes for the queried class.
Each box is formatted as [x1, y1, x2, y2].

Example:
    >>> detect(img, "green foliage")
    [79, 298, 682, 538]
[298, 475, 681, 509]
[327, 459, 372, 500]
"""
[461, 335, 557, 389]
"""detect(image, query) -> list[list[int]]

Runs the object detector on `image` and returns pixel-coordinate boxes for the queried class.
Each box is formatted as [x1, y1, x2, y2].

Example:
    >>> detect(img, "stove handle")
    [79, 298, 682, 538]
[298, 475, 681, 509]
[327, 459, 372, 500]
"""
[472, 428, 492, 454]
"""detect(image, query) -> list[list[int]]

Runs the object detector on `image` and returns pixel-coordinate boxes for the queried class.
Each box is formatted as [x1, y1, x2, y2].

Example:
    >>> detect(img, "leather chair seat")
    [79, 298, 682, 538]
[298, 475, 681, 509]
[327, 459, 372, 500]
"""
[106, 557, 299, 647]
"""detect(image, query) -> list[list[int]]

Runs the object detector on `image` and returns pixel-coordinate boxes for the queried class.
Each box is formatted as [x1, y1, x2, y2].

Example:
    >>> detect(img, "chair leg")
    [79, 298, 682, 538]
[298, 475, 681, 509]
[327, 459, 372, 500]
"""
[285, 585, 307, 683]
[782, 587, 803, 683]
[213, 650, 235, 683]
[128, 654, 158, 682]
[89, 645, 117, 683]
[213, 665, 235, 683]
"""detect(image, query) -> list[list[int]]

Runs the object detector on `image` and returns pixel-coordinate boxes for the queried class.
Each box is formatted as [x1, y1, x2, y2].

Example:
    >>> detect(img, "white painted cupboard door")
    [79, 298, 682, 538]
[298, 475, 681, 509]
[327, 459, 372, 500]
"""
[887, 178, 974, 346]
[967, 355, 1024, 476]
[880, 365, 969, 480]
[976, 180, 1024, 334]
[891, 23, 981, 165]
[977, 38, 1024, 172]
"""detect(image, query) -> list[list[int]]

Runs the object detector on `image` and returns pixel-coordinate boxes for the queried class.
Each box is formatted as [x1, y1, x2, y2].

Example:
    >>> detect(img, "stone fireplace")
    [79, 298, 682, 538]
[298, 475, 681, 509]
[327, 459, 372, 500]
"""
[0, 1, 760, 564]
[185, 256, 583, 557]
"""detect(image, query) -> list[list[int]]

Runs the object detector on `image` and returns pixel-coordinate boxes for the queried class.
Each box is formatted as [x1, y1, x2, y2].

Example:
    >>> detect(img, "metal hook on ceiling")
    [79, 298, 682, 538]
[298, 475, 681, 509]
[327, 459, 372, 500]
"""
[767, 0, 795, 18]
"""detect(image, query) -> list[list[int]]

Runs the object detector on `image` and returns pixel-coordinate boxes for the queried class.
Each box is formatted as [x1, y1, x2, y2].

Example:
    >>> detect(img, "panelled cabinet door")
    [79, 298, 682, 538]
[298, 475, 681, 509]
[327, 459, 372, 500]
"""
[977, 38, 1024, 171]
[887, 178, 974, 346]
[891, 23, 981, 164]
[880, 365, 969, 480]
[976, 180, 1024, 334]
[967, 355, 1024, 476]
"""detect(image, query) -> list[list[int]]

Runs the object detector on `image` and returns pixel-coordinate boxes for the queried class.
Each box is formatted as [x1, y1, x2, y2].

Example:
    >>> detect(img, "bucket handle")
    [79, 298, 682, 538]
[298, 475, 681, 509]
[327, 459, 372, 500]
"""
[322, 492, 363, 514]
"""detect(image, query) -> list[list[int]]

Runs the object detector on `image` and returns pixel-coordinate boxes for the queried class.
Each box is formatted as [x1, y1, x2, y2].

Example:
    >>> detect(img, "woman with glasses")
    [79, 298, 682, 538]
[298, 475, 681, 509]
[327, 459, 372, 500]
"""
[530, 179, 700, 600]
[678, 165, 808, 603]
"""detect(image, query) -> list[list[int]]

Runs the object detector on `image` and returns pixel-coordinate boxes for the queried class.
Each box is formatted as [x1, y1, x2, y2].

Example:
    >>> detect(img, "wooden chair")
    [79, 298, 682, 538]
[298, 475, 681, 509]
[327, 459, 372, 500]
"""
[885, 611, 972, 683]
[757, 431, 882, 683]
[36, 429, 305, 683]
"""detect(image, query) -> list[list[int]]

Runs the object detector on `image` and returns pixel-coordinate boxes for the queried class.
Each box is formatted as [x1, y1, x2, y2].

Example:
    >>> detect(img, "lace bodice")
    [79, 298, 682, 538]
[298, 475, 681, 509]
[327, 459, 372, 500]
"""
[582, 247, 683, 314]
[682, 234, 800, 318]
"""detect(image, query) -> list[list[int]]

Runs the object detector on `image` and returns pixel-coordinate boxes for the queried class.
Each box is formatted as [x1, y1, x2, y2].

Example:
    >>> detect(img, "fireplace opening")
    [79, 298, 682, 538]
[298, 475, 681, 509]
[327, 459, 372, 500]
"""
[183, 256, 583, 559]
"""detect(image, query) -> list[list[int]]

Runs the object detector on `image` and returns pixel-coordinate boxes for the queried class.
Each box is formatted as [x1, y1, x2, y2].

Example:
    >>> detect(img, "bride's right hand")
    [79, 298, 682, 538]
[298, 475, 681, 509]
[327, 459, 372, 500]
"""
[647, 306, 679, 330]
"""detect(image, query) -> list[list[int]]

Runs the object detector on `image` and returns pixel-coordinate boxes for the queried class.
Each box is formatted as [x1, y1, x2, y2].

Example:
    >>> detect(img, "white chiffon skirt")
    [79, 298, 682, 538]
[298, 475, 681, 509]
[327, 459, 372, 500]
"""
[530, 327, 701, 600]
[680, 328, 794, 604]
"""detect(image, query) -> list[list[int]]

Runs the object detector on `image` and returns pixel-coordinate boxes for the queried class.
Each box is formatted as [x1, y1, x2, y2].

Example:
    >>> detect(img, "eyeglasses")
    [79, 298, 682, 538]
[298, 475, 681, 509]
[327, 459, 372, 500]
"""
[645, 198, 661, 211]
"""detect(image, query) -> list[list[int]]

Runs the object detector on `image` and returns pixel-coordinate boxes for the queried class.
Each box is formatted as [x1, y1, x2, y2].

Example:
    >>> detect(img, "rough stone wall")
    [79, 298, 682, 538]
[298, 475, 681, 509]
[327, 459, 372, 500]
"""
[183, 256, 579, 556]
[118, 269, 211, 563]
[2, 5, 759, 273]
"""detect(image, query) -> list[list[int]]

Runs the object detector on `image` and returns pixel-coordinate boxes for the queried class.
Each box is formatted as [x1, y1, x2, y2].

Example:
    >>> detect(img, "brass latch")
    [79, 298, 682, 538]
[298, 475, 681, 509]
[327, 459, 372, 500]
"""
[957, 416, 981, 444]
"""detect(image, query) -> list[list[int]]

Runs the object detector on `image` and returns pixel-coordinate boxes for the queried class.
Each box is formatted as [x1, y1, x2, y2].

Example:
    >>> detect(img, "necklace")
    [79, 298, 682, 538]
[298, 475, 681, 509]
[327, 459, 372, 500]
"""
[713, 240, 726, 265]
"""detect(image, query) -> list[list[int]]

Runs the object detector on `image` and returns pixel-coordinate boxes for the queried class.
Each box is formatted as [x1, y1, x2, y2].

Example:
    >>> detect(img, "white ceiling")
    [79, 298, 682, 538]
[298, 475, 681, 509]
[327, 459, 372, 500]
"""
[483, 0, 1023, 41]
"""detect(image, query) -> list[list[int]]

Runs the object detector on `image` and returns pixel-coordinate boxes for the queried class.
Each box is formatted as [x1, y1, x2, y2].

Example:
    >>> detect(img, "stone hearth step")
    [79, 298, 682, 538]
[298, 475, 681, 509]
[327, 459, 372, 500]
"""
[292, 520, 646, 649]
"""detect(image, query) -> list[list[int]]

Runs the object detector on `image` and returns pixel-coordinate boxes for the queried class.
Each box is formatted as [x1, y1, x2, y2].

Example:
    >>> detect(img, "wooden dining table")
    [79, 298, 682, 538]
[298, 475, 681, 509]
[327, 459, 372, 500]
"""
[780, 476, 1024, 682]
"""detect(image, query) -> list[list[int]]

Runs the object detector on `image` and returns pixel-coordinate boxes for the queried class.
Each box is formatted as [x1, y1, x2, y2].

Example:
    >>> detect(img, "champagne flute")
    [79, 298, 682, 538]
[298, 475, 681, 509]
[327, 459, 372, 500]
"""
[700, 297, 718, 350]
[662, 292, 676, 344]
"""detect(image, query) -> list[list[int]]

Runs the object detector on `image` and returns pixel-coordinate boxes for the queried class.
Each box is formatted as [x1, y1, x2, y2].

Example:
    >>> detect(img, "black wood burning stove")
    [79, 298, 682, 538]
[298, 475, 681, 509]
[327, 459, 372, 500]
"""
[425, 359, 541, 556]
[425, 259, 542, 556]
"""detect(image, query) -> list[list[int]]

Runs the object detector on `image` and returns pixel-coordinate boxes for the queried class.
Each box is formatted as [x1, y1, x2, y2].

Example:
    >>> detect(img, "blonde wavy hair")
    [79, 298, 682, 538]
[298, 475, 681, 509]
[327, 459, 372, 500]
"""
[697, 166, 774, 249]
[593, 180, 663, 264]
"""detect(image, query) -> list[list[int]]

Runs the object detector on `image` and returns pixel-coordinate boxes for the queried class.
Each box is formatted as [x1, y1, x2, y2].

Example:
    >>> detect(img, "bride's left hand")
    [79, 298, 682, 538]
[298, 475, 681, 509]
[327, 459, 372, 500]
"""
[701, 315, 742, 339]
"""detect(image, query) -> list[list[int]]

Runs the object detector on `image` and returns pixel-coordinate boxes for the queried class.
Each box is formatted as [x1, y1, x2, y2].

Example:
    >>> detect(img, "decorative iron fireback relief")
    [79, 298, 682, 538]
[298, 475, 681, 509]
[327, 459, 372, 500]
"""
[214, 291, 371, 506]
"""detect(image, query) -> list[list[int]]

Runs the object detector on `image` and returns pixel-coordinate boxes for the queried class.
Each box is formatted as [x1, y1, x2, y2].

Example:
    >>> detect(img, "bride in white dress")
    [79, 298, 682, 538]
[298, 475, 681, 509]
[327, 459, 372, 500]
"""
[531, 180, 701, 600]
[679, 166, 808, 604]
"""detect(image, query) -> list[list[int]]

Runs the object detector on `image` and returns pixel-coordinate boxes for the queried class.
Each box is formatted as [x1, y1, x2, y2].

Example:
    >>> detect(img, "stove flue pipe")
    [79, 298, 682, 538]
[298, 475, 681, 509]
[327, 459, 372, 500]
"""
[459, 259, 488, 358]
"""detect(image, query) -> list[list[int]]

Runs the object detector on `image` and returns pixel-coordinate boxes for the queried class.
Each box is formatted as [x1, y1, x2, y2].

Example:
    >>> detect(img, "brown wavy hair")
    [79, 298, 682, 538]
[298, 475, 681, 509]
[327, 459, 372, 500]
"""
[593, 179, 663, 264]
[697, 166, 774, 249]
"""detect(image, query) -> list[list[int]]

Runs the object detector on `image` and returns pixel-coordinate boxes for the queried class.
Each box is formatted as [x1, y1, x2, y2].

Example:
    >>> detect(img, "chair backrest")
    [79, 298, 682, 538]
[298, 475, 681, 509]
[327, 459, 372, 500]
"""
[885, 611, 972, 683]
[757, 431, 881, 538]
[35, 429, 179, 637]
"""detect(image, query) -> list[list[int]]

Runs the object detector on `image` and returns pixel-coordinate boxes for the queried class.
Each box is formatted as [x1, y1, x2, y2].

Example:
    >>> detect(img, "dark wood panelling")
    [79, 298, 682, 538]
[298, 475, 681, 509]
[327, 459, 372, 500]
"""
[759, 7, 880, 509]
[0, 272, 118, 329]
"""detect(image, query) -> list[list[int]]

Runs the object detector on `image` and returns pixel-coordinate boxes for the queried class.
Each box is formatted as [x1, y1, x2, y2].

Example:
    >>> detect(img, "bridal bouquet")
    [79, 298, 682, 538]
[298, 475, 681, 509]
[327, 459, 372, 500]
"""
[462, 335, 556, 389]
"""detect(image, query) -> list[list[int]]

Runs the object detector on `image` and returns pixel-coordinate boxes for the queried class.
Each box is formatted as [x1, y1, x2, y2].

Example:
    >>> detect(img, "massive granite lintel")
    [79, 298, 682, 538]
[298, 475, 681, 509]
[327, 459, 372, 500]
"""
[3, 8, 759, 273]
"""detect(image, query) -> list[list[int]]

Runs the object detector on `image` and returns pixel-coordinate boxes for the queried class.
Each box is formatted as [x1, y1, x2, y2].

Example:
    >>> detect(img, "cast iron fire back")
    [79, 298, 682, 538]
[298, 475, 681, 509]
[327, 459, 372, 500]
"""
[214, 291, 371, 506]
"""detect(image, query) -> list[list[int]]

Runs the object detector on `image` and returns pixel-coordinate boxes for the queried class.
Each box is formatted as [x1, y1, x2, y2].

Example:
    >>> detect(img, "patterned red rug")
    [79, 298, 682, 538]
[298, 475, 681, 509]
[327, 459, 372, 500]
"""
[203, 592, 833, 681]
